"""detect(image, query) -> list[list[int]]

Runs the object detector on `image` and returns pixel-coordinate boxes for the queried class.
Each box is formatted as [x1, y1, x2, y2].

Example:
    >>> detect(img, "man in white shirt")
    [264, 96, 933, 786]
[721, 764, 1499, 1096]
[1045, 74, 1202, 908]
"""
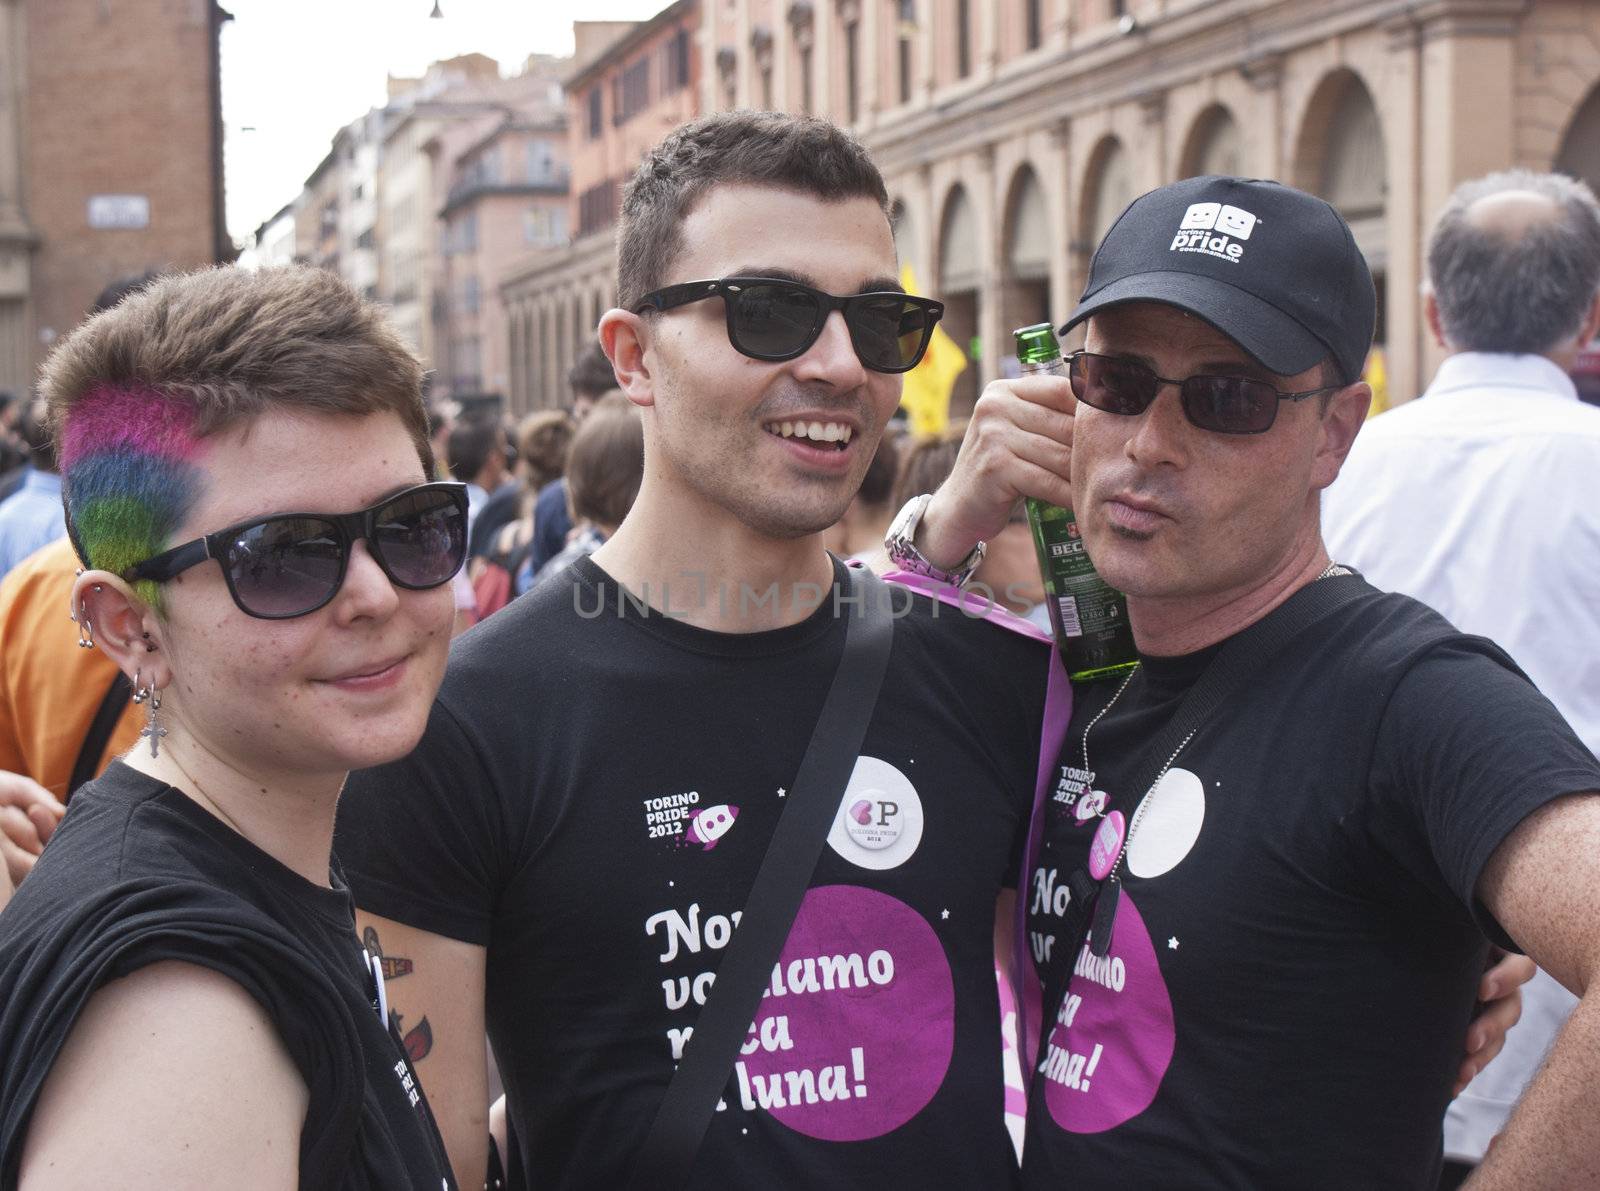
[1323, 168, 1600, 1188]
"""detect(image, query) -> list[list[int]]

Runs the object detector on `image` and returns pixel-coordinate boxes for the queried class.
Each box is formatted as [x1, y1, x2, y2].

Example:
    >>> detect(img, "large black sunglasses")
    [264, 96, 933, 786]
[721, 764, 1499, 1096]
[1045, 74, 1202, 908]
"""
[123, 482, 469, 620]
[1066, 350, 1344, 435]
[634, 277, 945, 374]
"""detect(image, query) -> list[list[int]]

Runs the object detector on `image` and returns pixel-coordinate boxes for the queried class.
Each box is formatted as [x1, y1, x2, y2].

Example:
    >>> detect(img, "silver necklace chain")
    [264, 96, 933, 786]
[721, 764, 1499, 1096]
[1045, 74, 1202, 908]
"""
[1079, 663, 1197, 883]
[1076, 560, 1345, 882]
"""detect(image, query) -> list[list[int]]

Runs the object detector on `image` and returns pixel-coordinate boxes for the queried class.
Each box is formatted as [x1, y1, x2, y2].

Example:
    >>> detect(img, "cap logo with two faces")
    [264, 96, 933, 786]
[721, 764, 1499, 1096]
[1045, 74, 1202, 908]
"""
[1169, 201, 1258, 263]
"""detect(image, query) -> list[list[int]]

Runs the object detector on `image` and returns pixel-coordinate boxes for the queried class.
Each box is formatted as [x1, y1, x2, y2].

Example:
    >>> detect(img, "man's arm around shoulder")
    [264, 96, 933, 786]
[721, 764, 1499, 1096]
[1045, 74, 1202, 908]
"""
[19, 961, 306, 1190]
[358, 910, 489, 1191]
[1469, 792, 1600, 1188]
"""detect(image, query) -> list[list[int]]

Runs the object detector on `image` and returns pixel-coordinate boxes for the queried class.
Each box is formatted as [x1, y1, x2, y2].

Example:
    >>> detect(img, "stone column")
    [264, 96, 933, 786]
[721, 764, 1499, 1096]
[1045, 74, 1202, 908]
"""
[1381, 15, 1426, 402]
[976, 143, 1004, 387]
[1048, 117, 1074, 325]
[813, 0, 834, 121]
[857, 0, 880, 130]
[1136, 90, 1167, 192]
[980, 0, 1001, 79]
[1412, 0, 1523, 389]
[0, 0, 34, 393]
[734, 0, 752, 107]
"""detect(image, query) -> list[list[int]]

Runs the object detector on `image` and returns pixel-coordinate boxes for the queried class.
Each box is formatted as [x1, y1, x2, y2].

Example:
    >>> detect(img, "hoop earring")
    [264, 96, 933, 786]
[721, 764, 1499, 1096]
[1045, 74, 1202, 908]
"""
[73, 584, 102, 649]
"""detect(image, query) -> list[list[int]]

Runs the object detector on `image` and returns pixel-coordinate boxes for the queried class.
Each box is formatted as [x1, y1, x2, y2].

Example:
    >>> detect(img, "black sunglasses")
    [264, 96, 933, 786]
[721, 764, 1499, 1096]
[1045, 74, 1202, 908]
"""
[634, 277, 945, 374]
[1066, 350, 1344, 435]
[123, 482, 469, 620]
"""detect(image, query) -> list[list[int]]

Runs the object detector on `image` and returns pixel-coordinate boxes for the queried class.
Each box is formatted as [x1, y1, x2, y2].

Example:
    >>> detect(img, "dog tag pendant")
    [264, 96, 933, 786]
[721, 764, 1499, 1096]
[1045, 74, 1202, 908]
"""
[1089, 875, 1120, 957]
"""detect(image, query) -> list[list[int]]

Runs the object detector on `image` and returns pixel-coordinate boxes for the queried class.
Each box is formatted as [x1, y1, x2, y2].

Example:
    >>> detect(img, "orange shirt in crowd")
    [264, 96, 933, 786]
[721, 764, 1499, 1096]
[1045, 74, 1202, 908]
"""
[0, 536, 141, 800]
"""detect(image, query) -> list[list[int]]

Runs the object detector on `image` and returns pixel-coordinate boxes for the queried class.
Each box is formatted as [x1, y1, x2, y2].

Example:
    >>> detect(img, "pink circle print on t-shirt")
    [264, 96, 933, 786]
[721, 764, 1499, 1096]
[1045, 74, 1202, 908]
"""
[737, 884, 955, 1142]
[1040, 890, 1175, 1133]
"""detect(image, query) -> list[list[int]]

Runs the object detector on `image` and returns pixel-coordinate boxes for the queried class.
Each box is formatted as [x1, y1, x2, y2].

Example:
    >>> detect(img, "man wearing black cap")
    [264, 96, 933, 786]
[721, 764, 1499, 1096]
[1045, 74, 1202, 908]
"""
[907, 176, 1600, 1188]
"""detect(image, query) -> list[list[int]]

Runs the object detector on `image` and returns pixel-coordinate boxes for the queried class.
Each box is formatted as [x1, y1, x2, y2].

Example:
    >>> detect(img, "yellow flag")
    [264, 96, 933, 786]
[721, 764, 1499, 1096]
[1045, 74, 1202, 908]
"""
[898, 263, 966, 437]
[1363, 346, 1389, 418]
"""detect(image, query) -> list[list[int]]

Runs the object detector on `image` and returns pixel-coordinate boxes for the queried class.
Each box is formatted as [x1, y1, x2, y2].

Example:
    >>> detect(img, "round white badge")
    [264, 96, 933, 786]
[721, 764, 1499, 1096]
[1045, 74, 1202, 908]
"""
[1126, 766, 1205, 878]
[826, 756, 924, 870]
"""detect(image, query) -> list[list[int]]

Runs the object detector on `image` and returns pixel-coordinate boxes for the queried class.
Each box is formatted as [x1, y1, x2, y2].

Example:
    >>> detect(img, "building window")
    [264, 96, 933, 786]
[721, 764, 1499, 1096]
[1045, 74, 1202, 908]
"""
[482, 147, 503, 184]
[579, 180, 619, 237]
[587, 89, 602, 138]
[800, 44, 814, 113]
[956, 0, 970, 78]
[1025, 0, 1041, 49]
[844, 19, 859, 122]
[526, 139, 557, 185]
[453, 337, 482, 394]
[620, 57, 651, 123]
[463, 275, 481, 315]
[356, 225, 376, 250]
[663, 28, 691, 92]
[897, 34, 912, 104]
[444, 213, 478, 256]
[524, 206, 568, 247]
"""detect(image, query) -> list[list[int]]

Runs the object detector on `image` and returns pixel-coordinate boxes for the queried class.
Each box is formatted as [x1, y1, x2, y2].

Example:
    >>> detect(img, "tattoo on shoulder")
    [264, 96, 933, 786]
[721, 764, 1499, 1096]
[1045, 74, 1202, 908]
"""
[361, 925, 416, 980]
[403, 1015, 434, 1062]
[363, 926, 431, 1059]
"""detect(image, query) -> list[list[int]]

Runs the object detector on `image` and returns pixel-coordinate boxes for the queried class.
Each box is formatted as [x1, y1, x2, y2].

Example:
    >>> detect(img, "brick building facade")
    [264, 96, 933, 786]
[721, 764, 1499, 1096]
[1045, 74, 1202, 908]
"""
[705, 0, 1600, 410]
[499, 2, 701, 414]
[498, 0, 1600, 419]
[0, 0, 228, 392]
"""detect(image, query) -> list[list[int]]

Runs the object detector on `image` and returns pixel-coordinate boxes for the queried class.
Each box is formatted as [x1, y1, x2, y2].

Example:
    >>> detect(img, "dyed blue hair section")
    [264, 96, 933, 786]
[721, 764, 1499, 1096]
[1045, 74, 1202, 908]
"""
[59, 386, 208, 610]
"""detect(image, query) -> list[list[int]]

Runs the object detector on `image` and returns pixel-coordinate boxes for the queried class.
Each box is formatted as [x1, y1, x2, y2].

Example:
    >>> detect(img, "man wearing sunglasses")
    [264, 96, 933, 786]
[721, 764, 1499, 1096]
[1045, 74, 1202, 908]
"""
[904, 175, 1600, 1188]
[335, 111, 1054, 1191]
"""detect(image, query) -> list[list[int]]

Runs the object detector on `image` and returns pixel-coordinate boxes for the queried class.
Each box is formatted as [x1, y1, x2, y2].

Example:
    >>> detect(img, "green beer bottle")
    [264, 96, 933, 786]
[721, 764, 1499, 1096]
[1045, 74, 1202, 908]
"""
[1014, 323, 1138, 682]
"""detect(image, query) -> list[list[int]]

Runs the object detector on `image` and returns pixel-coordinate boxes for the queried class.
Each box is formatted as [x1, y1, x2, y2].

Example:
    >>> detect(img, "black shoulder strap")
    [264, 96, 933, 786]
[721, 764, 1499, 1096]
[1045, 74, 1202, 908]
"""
[68, 671, 132, 797]
[627, 566, 895, 1191]
[1039, 573, 1370, 1027]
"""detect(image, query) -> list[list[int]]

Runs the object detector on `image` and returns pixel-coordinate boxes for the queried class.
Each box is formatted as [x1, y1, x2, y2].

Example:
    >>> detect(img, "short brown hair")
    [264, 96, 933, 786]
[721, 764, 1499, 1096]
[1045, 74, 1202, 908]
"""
[891, 421, 968, 512]
[565, 399, 644, 530]
[42, 265, 429, 594]
[44, 265, 429, 462]
[568, 342, 617, 401]
[617, 111, 890, 310]
[516, 409, 575, 492]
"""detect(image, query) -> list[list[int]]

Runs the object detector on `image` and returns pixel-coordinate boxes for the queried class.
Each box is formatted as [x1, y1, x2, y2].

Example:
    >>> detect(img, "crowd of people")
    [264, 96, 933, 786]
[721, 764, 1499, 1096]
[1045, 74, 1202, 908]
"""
[0, 107, 1597, 1191]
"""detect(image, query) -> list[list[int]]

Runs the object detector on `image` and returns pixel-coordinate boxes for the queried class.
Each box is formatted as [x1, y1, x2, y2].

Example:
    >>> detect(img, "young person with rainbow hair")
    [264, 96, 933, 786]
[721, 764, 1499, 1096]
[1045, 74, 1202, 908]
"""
[0, 265, 467, 1190]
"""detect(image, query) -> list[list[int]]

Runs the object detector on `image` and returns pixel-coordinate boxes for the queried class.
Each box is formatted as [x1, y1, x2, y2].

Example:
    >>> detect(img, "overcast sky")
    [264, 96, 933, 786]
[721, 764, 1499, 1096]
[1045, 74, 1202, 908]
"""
[220, 0, 670, 245]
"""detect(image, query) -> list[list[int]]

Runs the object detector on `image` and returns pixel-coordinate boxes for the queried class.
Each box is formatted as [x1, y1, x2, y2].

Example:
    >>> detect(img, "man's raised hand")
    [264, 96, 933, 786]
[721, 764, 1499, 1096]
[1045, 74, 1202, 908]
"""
[913, 373, 1076, 570]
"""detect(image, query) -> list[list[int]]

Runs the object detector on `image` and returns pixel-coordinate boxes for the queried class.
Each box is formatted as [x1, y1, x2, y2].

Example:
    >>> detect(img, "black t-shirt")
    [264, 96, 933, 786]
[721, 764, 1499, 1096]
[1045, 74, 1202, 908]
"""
[1020, 578, 1600, 1190]
[0, 763, 456, 1191]
[335, 556, 1049, 1191]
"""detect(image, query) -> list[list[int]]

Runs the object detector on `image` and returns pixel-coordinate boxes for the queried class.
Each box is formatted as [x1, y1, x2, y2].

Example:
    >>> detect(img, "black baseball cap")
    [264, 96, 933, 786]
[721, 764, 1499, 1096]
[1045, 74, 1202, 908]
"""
[1060, 176, 1377, 384]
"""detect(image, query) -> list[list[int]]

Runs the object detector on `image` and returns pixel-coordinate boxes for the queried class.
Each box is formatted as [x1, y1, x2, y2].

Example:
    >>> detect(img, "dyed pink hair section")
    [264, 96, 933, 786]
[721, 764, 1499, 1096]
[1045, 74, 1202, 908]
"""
[59, 384, 203, 470]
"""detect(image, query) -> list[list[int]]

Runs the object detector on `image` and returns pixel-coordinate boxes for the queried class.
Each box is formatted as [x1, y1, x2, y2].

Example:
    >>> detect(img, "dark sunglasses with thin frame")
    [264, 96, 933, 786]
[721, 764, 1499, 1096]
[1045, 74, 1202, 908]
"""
[122, 481, 470, 620]
[634, 277, 945, 374]
[1066, 349, 1344, 435]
